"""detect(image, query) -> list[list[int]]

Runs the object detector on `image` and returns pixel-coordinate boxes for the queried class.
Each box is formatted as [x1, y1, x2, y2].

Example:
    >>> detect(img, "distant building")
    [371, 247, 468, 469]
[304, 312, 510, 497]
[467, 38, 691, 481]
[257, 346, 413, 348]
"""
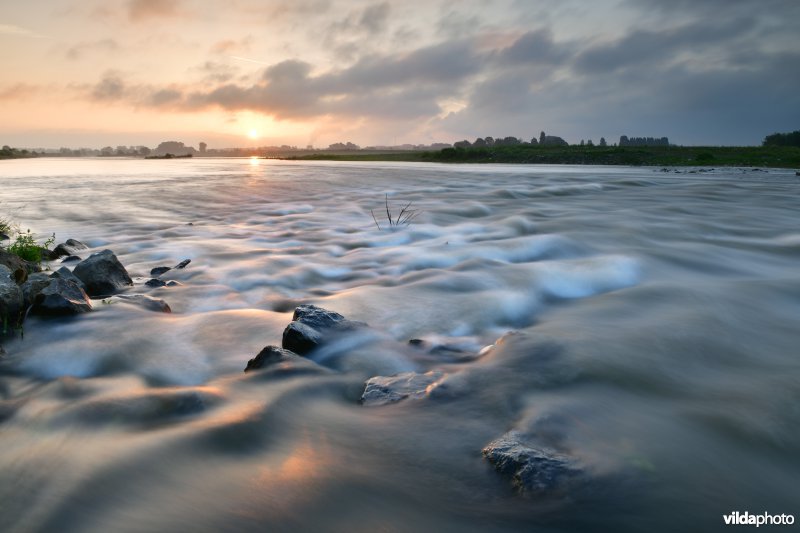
[619, 136, 669, 147]
[199, 142, 207, 154]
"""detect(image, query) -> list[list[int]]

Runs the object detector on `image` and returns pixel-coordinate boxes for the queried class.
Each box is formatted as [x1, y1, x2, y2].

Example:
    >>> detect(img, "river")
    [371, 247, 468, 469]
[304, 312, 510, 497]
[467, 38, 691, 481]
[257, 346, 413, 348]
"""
[1, 158, 798, 532]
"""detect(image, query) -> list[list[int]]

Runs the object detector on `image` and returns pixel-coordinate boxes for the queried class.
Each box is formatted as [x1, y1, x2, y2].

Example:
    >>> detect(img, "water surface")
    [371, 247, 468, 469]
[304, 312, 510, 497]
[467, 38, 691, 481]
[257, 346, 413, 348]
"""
[1, 158, 798, 532]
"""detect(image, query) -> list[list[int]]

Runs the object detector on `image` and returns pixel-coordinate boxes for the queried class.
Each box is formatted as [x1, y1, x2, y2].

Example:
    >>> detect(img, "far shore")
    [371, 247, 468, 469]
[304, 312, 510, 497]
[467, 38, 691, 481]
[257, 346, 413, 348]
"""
[3, 145, 799, 169]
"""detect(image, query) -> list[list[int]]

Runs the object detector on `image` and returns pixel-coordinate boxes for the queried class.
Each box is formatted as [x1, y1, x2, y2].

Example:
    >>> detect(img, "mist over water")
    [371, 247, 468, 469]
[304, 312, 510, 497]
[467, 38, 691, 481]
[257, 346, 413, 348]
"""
[1, 158, 798, 532]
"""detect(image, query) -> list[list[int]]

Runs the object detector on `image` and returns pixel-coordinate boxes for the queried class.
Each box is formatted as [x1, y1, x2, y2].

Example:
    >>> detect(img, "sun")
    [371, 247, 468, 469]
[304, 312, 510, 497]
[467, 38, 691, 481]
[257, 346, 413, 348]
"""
[248, 128, 258, 140]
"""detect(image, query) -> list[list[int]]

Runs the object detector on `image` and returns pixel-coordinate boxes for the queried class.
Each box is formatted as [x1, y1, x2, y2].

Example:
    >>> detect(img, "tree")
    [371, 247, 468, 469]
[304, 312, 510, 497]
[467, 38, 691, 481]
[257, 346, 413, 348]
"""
[599, 137, 607, 147]
[587, 139, 594, 147]
[539, 131, 546, 145]
[473, 137, 487, 147]
[763, 130, 800, 147]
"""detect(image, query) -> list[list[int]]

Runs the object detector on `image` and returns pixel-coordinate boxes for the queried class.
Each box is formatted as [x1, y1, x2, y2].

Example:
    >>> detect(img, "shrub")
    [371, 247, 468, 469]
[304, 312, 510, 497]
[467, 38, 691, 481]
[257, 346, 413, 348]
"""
[5, 229, 55, 264]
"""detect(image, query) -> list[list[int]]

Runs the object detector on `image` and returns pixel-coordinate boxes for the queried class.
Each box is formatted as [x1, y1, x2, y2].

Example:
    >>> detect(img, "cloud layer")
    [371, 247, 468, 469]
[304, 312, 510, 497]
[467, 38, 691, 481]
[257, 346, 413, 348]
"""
[2, 0, 800, 146]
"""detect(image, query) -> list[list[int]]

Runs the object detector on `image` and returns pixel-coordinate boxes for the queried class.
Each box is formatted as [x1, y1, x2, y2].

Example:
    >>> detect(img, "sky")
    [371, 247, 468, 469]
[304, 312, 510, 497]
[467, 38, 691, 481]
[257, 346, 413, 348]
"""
[1, 0, 799, 149]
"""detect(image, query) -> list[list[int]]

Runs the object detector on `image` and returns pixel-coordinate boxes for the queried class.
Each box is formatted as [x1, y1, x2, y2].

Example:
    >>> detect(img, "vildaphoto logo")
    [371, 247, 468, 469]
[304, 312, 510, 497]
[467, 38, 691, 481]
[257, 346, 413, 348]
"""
[723, 511, 795, 527]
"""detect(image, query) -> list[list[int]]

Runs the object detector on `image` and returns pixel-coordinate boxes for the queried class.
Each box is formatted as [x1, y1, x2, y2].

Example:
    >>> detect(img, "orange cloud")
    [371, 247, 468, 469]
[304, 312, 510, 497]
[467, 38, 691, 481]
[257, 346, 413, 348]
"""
[127, 0, 182, 22]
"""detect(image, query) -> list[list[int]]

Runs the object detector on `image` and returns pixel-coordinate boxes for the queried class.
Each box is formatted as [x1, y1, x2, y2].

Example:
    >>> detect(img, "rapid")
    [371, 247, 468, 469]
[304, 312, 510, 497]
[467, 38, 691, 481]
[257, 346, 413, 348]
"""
[1, 158, 798, 532]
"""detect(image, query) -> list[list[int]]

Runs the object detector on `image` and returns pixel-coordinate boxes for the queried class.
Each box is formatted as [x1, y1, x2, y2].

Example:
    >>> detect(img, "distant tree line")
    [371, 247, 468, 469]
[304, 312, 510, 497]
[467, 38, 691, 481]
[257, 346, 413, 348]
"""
[453, 131, 569, 149]
[762, 130, 800, 147]
[619, 136, 669, 147]
[0, 145, 38, 159]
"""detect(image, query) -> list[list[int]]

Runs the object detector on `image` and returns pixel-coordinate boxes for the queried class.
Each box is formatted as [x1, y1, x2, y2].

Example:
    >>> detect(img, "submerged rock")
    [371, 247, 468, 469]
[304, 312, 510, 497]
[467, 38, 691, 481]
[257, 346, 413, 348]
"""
[150, 258, 191, 278]
[145, 278, 167, 288]
[361, 371, 445, 406]
[482, 431, 582, 495]
[73, 249, 133, 297]
[282, 321, 324, 355]
[244, 345, 301, 372]
[243, 344, 330, 378]
[112, 294, 171, 313]
[61, 255, 82, 263]
[281, 304, 366, 355]
[32, 278, 92, 316]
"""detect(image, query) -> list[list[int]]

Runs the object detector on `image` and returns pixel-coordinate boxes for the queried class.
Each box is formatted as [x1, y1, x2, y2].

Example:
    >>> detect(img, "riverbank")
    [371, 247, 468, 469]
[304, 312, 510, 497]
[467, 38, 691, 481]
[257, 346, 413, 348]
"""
[285, 145, 800, 168]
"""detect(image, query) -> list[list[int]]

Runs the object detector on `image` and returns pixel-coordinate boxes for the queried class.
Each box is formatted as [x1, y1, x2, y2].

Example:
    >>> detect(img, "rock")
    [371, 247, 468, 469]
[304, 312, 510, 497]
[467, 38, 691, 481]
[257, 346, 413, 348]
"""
[0, 249, 39, 276]
[175, 259, 191, 269]
[0, 233, 9, 241]
[482, 431, 582, 495]
[244, 345, 300, 372]
[166, 281, 181, 287]
[32, 278, 92, 316]
[21, 272, 53, 309]
[61, 255, 82, 263]
[281, 304, 366, 356]
[112, 294, 171, 313]
[73, 249, 133, 297]
[49, 244, 72, 259]
[360, 371, 445, 406]
[50, 266, 87, 291]
[0, 265, 24, 332]
[282, 321, 324, 355]
[292, 304, 346, 330]
[145, 278, 167, 288]
[65, 239, 88, 249]
[150, 266, 171, 277]
[48, 239, 87, 259]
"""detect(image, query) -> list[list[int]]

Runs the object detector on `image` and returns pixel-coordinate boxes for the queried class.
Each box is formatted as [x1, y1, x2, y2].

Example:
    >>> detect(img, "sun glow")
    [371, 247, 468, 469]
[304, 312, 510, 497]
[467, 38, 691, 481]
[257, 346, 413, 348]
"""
[248, 129, 259, 140]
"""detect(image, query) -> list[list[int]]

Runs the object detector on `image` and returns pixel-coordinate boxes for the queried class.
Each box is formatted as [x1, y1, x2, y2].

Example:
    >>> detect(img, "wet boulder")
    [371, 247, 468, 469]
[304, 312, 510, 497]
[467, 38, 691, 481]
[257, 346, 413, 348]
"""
[244, 345, 301, 372]
[0, 249, 39, 277]
[112, 294, 171, 313]
[21, 272, 53, 309]
[243, 344, 331, 378]
[32, 278, 92, 316]
[482, 431, 582, 495]
[0, 265, 23, 332]
[48, 239, 88, 260]
[50, 266, 87, 291]
[73, 249, 133, 297]
[145, 278, 167, 288]
[61, 255, 82, 263]
[361, 371, 445, 406]
[281, 304, 366, 356]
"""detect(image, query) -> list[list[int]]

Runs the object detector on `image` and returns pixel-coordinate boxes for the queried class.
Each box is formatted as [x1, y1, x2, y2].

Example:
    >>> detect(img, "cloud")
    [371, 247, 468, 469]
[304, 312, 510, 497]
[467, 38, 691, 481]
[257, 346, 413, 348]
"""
[0, 23, 47, 39]
[498, 29, 570, 65]
[66, 39, 120, 60]
[209, 36, 253, 55]
[573, 17, 753, 74]
[127, 0, 182, 22]
[0, 83, 42, 101]
[91, 71, 126, 101]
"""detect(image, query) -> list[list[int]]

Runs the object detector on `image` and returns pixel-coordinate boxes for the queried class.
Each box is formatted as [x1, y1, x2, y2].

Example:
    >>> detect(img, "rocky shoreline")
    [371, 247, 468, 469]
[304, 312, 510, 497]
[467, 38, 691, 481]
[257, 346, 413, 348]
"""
[1, 238, 587, 497]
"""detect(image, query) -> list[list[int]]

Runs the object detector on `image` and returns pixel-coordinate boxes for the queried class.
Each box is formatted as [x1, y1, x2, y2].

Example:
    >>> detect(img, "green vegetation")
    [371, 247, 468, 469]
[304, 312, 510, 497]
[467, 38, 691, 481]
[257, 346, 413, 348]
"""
[287, 145, 800, 168]
[6, 229, 55, 264]
[763, 130, 800, 148]
[0, 145, 38, 160]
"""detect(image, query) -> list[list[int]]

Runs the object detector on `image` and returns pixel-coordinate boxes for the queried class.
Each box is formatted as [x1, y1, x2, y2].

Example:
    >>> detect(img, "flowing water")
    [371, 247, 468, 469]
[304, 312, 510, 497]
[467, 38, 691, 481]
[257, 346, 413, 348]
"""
[0, 158, 798, 532]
